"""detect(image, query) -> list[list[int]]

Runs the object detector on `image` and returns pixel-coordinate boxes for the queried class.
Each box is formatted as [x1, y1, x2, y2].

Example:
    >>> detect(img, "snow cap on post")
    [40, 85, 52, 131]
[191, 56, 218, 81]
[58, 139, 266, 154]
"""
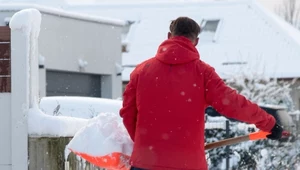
[9, 8, 41, 39]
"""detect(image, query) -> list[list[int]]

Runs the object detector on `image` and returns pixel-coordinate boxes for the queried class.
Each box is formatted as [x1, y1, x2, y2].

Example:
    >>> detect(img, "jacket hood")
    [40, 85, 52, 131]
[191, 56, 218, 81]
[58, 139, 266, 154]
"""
[155, 36, 200, 65]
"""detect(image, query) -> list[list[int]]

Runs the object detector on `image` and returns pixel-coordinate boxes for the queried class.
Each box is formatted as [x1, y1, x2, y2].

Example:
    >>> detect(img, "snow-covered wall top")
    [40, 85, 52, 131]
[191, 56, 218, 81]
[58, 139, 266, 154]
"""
[0, 3, 125, 26]
[39, 96, 123, 119]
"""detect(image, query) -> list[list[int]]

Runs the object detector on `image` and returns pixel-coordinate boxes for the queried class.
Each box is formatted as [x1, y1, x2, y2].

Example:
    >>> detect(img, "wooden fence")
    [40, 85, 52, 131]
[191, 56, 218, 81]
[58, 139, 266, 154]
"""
[28, 137, 106, 170]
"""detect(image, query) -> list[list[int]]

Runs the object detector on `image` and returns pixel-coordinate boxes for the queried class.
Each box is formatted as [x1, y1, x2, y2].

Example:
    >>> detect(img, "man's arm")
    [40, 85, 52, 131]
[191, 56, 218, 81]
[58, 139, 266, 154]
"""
[120, 69, 138, 141]
[203, 64, 276, 132]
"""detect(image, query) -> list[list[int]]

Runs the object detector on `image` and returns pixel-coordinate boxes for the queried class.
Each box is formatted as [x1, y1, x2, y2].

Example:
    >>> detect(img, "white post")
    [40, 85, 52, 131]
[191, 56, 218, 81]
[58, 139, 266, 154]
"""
[9, 9, 41, 170]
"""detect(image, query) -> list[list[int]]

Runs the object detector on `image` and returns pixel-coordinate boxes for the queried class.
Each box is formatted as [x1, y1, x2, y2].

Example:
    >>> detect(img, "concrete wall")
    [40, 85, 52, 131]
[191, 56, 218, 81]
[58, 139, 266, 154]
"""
[0, 9, 123, 99]
[39, 12, 123, 99]
[28, 137, 105, 170]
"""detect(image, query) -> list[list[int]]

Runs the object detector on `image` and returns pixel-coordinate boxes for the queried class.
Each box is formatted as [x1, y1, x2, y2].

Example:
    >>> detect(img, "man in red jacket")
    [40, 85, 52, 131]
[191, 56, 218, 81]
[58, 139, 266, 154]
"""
[120, 17, 283, 170]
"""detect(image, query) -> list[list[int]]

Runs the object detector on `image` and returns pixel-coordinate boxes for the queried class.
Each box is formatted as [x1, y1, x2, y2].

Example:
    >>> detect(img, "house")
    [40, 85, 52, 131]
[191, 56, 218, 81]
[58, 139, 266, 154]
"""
[65, 0, 300, 109]
[0, 3, 125, 99]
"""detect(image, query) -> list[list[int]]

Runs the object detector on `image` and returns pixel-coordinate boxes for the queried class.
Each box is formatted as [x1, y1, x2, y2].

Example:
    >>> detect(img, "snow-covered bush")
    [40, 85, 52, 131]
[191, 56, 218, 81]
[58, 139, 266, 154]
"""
[205, 117, 298, 170]
[205, 119, 257, 169]
[224, 71, 296, 111]
[206, 71, 299, 169]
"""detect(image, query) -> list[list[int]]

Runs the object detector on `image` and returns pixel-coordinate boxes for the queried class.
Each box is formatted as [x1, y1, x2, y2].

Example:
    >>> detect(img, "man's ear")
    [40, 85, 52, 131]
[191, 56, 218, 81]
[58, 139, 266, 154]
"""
[168, 32, 172, 39]
[194, 37, 199, 46]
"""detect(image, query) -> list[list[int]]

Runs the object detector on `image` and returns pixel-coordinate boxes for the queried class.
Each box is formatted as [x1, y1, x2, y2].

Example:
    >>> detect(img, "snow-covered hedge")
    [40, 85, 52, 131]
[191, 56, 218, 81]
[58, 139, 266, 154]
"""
[224, 71, 296, 111]
[205, 116, 299, 170]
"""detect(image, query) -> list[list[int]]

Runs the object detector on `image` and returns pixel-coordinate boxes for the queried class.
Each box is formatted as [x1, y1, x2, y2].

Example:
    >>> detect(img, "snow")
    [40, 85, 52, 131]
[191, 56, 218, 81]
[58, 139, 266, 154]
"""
[28, 96, 123, 136]
[28, 107, 88, 137]
[66, 0, 300, 81]
[0, 0, 66, 5]
[66, 112, 133, 156]
[67, 0, 251, 6]
[253, 0, 300, 48]
[9, 8, 42, 110]
[9, 8, 41, 37]
[78, 59, 88, 68]
[225, 70, 295, 111]
[25, 95, 299, 169]
[1, 3, 125, 26]
[205, 122, 225, 129]
[39, 96, 122, 119]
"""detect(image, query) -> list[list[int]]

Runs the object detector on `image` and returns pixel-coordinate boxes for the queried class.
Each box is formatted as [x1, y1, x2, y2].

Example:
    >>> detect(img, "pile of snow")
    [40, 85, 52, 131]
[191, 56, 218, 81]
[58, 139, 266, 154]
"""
[28, 96, 123, 137]
[28, 107, 89, 137]
[67, 112, 132, 156]
[39, 96, 122, 119]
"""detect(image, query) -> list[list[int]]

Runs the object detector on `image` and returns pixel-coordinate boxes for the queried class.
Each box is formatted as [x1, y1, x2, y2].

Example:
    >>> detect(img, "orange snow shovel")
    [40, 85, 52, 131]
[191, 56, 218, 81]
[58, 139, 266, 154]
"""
[69, 131, 288, 170]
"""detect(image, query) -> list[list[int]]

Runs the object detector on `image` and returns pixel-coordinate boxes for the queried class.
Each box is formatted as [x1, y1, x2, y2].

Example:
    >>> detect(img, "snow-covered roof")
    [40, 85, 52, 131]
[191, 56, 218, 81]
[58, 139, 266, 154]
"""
[0, 3, 125, 26]
[66, 0, 300, 81]
[0, 0, 66, 5]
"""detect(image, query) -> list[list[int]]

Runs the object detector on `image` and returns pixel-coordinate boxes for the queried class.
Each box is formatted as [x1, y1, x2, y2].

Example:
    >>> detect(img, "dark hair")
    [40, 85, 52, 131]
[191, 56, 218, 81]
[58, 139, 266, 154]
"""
[169, 17, 201, 40]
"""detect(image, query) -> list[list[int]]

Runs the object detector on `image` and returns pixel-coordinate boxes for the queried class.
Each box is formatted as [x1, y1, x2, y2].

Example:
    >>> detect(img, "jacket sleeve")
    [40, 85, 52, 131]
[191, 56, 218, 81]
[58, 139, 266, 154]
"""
[203, 64, 276, 132]
[120, 69, 138, 141]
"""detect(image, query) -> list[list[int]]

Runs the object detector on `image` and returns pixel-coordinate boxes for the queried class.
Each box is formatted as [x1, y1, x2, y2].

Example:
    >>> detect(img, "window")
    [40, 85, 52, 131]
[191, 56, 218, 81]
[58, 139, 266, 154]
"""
[199, 19, 220, 43]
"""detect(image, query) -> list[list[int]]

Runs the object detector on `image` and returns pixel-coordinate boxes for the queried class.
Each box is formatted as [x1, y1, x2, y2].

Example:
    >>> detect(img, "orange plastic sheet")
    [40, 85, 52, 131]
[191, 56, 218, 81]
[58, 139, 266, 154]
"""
[69, 149, 131, 170]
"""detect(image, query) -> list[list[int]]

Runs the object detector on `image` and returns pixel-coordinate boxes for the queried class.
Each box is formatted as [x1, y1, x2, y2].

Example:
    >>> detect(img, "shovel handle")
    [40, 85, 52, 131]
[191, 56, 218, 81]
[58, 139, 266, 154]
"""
[205, 135, 249, 150]
[205, 131, 271, 150]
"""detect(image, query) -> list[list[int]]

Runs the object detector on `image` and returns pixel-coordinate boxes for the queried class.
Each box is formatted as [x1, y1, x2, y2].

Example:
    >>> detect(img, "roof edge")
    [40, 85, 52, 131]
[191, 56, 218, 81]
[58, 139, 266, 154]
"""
[67, 0, 254, 9]
[0, 3, 125, 26]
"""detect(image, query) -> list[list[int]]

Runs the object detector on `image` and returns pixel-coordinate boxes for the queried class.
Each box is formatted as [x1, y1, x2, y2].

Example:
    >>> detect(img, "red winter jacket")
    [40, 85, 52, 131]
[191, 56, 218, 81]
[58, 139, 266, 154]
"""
[120, 36, 275, 170]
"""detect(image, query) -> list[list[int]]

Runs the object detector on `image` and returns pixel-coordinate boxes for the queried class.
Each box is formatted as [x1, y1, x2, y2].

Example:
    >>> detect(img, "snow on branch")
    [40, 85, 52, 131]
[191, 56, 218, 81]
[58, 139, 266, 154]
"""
[224, 70, 296, 111]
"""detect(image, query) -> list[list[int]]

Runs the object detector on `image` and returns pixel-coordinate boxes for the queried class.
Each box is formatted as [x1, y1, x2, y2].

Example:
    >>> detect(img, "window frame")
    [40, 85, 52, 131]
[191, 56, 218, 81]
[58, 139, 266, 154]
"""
[199, 18, 223, 43]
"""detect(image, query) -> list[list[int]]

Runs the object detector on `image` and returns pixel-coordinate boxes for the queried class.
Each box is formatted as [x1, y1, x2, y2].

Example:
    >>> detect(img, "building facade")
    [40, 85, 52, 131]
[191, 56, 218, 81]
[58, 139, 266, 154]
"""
[0, 4, 125, 99]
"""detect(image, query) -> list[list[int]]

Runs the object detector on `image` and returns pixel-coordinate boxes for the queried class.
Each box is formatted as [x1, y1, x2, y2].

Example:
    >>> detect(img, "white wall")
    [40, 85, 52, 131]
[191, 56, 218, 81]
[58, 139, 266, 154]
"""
[0, 94, 11, 170]
[38, 12, 123, 98]
[39, 13, 122, 75]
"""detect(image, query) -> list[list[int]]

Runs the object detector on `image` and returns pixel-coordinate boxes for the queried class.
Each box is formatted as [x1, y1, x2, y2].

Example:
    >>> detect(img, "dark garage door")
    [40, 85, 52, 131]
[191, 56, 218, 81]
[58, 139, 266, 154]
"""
[46, 70, 101, 97]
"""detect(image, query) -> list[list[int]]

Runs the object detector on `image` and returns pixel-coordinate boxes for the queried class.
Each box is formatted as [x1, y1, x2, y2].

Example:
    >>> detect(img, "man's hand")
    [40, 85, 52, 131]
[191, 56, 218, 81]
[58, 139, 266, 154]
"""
[266, 123, 283, 140]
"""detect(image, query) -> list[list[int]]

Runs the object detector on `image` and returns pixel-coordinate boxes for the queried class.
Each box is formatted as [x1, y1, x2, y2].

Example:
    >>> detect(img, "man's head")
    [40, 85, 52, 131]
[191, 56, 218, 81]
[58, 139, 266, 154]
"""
[168, 17, 201, 46]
